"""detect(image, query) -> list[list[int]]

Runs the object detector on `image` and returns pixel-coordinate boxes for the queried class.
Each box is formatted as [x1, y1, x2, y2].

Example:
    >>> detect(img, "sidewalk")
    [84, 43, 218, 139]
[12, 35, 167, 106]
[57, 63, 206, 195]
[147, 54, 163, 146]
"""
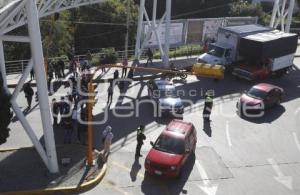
[0, 145, 106, 194]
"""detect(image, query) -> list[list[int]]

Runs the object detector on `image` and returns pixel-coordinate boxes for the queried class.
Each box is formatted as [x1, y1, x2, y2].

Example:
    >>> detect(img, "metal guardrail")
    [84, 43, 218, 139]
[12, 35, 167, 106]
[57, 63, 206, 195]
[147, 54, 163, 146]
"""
[5, 45, 201, 75]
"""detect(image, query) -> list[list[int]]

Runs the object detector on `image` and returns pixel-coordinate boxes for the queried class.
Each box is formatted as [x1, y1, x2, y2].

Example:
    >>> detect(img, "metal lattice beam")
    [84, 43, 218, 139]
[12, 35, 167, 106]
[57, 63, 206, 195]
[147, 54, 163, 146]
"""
[270, 0, 295, 32]
[0, 0, 107, 35]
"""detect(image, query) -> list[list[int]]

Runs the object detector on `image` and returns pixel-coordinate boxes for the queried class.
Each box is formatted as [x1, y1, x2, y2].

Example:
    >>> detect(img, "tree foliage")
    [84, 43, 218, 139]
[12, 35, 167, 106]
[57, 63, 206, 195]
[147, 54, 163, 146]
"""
[74, 0, 139, 54]
[0, 73, 12, 145]
[41, 11, 74, 58]
[229, 0, 270, 25]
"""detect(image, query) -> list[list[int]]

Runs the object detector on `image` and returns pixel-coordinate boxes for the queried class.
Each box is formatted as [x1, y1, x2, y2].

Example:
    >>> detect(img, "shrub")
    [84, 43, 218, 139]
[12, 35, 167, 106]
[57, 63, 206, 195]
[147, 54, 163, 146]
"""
[100, 47, 118, 64]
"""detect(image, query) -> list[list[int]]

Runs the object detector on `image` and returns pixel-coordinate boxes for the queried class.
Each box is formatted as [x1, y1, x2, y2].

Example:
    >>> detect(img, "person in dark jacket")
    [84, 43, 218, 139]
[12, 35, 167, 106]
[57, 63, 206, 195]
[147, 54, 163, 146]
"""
[51, 98, 60, 126]
[57, 59, 65, 78]
[30, 68, 35, 80]
[113, 70, 119, 80]
[23, 82, 34, 109]
[135, 125, 146, 157]
[59, 96, 70, 126]
[146, 48, 153, 66]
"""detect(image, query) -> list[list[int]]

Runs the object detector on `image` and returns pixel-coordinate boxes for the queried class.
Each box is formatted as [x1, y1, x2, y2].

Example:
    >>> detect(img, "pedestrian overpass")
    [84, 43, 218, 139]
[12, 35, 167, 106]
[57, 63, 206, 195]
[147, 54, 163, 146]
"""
[0, 0, 295, 174]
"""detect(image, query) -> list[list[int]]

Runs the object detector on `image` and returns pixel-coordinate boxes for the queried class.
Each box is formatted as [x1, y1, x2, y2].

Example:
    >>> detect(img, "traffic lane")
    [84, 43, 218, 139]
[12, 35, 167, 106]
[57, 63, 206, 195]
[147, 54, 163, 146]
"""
[205, 96, 300, 167]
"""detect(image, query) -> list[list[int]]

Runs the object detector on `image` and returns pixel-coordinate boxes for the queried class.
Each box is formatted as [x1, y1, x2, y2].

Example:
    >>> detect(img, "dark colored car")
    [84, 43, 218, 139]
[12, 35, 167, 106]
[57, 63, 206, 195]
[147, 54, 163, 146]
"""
[147, 80, 184, 116]
[145, 120, 197, 178]
[237, 83, 284, 117]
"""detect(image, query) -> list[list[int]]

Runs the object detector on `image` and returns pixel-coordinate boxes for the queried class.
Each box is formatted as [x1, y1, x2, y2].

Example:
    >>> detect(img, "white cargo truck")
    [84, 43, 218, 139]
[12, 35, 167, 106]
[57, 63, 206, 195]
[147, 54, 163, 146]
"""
[197, 24, 272, 66]
[197, 24, 298, 80]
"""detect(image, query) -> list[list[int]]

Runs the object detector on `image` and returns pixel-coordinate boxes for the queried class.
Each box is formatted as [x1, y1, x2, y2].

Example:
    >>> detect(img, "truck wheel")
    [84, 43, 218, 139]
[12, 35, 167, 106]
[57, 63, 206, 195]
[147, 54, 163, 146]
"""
[275, 71, 284, 78]
[276, 96, 282, 105]
[180, 73, 187, 79]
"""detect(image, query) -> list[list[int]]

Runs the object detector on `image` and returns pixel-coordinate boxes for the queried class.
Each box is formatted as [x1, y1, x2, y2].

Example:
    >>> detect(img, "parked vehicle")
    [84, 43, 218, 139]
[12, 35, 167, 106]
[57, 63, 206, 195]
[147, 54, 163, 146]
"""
[237, 83, 284, 117]
[197, 24, 272, 67]
[147, 80, 184, 116]
[145, 120, 197, 178]
[197, 24, 298, 80]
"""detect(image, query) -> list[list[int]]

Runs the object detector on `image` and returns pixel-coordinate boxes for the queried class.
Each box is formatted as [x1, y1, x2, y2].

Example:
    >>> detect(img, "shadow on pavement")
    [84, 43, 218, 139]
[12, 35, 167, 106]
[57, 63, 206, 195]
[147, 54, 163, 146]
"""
[0, 145, 101, 193]
[241, 105, 286, 124]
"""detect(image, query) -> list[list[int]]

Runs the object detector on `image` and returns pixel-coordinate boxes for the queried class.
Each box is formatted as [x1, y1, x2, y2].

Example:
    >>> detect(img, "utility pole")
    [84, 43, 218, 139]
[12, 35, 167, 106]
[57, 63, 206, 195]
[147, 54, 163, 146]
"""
[125, 0, 130, 60]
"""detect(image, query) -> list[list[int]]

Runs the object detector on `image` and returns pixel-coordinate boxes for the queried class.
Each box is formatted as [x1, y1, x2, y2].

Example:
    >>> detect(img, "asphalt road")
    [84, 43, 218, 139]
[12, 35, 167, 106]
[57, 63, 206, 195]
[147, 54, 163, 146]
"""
[1, 58, 300, 195]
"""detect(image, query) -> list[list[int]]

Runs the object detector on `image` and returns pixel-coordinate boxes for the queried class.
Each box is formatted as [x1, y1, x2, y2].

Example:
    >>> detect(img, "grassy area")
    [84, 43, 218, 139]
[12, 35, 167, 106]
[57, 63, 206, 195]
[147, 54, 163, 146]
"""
[153, 45, 203, 59]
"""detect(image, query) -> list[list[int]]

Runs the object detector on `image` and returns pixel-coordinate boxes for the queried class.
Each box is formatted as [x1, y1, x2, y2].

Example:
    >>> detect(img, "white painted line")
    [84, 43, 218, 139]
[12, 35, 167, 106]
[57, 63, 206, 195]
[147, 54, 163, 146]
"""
[195, 160, 219, 195]
[226, 121, 232, 147]
[268, 158, 284, 177]
[195, 160, 209, 185]
[267, 158, 293, 190]
[293, 132, 300, 151]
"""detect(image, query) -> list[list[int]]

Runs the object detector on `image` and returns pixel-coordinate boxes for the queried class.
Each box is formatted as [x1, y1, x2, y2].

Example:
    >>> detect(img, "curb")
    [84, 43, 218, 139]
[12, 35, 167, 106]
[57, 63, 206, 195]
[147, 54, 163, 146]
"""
[0, 147, 107, 195]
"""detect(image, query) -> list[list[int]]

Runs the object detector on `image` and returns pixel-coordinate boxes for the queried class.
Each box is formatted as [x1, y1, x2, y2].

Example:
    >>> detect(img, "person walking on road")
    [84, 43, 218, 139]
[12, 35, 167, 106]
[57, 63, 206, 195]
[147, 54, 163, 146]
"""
[23, 82, 34, 110]
[135, 125, 146, 157]
[30, 68, 35, 80]
[102, 125, 114, 160]
[203, 91, 214, 122]
[107, 84, 113, 105]
[122, 58, 128, 78]
[146, 48, 153, 66]
[51, 98, 60, 126]
[113, 69, 119, 80]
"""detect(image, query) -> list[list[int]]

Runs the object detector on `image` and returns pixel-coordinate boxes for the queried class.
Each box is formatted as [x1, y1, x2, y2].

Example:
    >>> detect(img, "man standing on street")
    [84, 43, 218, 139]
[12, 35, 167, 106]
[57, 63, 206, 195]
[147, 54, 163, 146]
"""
[102, 125, 114, 161]
[135, 125, 146, 157]
[203, 91, 214, 122]
[122, 58, 128, 78]
[23, 82, 34, 110]
[107, 84, 113, 105]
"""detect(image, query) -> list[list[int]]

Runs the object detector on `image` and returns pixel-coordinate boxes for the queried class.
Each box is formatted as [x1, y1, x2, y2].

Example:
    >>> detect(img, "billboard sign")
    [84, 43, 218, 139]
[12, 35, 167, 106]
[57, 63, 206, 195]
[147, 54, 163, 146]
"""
[143, 22, 185, 47]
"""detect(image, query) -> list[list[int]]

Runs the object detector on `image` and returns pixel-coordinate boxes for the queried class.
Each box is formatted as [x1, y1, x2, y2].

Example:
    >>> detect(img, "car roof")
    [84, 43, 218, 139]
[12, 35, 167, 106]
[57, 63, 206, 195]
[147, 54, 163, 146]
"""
[153, 79, 173, 86]
[253, 83, 280, 92]
[162, 120, 194, 138]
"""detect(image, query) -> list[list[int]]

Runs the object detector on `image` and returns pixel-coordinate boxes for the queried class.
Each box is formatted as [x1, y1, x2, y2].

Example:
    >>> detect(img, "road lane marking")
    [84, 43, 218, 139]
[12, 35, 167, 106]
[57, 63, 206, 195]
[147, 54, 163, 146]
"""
[195, 160, 218, 195]
[293, 132, 300, 151]
[267, 158, 293, 190]
[195, 160, 209, 185]
[226, 121, 232, 147]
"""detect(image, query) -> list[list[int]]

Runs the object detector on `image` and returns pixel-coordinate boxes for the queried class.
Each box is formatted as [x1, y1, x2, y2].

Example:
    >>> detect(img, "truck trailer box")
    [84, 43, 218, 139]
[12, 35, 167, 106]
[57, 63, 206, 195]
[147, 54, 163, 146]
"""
[217, 24, 272, 61]
[239, 31, 298, 59]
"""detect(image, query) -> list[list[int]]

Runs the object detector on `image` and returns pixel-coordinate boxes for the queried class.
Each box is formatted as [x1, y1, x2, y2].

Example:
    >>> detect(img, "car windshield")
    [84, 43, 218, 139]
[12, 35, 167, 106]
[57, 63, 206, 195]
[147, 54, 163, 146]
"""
[154, 89, 177, 98]
[207, 45, 225, 58]
[154, 135, 185, 154]
[247, 87, 268, 100]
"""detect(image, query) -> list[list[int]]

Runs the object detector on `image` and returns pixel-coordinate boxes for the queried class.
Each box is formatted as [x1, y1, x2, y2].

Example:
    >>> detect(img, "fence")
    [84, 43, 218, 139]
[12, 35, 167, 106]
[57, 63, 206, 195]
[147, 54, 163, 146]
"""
[4, 45, 202, 75]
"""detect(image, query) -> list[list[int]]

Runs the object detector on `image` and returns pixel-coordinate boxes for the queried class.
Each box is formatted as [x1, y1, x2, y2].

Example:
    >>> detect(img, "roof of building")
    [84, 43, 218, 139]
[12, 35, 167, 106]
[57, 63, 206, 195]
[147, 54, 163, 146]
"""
[221, 24, 272, 35]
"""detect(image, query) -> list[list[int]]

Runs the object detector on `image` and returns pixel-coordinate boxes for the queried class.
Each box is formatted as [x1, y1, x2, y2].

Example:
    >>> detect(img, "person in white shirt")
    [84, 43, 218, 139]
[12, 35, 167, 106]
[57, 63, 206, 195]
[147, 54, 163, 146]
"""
[102, 126, 114, 160]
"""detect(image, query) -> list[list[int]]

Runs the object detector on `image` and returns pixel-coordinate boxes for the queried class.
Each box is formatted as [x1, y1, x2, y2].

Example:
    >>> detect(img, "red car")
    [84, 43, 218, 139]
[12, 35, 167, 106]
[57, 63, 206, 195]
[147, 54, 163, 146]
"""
[145, 120, 197, 178]
[237, 83, 284, 117]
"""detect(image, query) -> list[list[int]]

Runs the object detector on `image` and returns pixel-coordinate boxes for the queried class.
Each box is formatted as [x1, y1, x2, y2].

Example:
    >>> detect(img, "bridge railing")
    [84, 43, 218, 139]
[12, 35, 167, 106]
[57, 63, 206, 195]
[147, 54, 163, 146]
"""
[5, 45, 202, 75]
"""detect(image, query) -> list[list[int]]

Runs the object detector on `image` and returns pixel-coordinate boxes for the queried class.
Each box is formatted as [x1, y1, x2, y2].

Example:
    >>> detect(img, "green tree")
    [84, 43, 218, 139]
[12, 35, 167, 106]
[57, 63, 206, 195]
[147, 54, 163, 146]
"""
[0, 73, 12, 145]
[74, 0, 138, 54]
[229, 0, 270, 25]
[41, 11, 74, 58]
